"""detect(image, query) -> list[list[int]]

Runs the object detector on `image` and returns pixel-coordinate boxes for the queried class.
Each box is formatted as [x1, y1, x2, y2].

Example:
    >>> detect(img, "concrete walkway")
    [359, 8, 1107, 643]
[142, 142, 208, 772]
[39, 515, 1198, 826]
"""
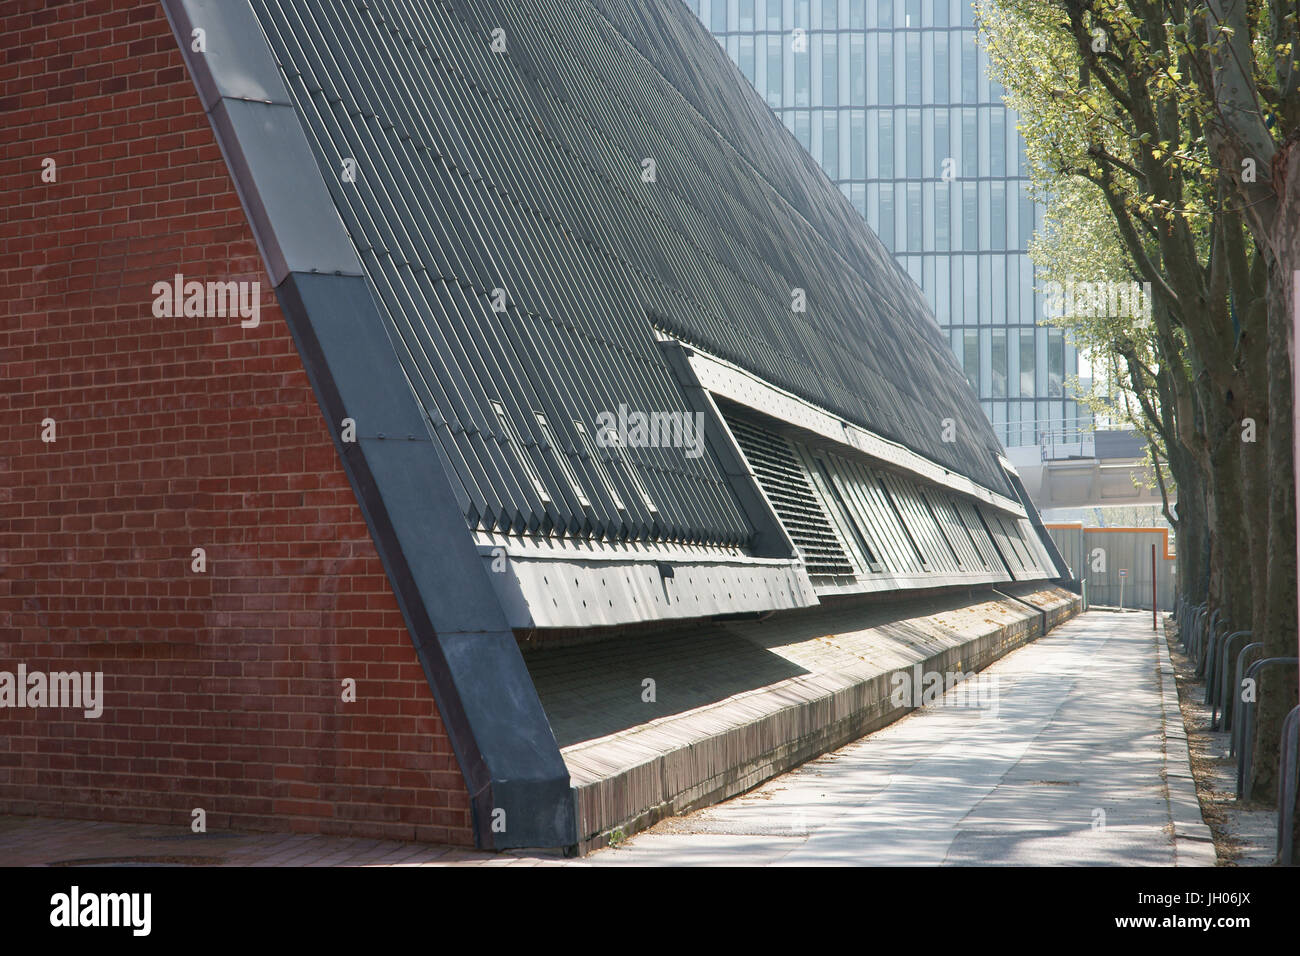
[3, 611, 1212, 867]
[588, 611, 1215, 866]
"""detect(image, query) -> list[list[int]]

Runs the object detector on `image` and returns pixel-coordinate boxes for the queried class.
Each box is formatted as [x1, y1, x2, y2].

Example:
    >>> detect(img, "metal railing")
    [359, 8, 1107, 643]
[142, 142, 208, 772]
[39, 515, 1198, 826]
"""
[1279, 706, 1300, 866]
[1167, 598, 1298, 859]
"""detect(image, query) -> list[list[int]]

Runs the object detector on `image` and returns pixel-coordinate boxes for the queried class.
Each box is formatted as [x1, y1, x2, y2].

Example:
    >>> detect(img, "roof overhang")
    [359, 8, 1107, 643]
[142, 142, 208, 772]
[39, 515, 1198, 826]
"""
[669, 338, 1028, 519]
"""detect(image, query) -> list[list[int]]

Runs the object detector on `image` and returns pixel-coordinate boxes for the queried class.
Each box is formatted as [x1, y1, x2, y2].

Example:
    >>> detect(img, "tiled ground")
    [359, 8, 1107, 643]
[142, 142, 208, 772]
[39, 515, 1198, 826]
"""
[6, 607, 1207, 869]
[0, 816, 576, 867]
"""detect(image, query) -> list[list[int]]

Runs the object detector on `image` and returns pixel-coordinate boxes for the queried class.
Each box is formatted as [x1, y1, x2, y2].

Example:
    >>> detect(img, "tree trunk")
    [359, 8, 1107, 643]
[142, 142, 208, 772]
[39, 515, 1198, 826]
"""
[1248, 141, 1300, 832]
[1173, 455, 1208, 605]
[1202, 395, 1254, 630]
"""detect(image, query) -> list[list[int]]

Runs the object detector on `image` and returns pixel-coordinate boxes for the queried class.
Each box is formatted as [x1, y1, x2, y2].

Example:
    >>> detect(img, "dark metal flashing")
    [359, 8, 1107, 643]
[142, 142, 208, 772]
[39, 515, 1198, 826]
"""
[161, 0, 576, 851]
[276, 271, 576, 851]
[161, 0, 362, 285]
[160, 0, 288, 111]
[207, 98, 364, 285]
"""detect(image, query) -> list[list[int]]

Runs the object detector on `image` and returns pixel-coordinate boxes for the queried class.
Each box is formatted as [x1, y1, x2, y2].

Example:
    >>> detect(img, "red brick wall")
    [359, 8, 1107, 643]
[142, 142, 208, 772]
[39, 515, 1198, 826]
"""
[0, 0, 473, 845]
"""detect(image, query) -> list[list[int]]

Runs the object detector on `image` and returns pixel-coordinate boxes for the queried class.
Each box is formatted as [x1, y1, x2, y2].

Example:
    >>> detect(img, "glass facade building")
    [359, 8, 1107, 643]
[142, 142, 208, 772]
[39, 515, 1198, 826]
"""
[684, 0, 1088, 448]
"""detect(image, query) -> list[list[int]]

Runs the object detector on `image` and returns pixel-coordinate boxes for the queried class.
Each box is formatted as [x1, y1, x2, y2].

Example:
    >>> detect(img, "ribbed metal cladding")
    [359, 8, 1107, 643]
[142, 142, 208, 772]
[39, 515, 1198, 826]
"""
[721, 406, 1053, 585]
[247, 0, 1014, 549]
[724, 415, 854, 579]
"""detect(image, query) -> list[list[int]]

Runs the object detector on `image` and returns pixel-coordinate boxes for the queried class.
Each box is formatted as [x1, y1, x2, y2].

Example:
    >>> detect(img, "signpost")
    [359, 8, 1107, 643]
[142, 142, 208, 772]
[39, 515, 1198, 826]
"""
[1118, 569, 1127, 611]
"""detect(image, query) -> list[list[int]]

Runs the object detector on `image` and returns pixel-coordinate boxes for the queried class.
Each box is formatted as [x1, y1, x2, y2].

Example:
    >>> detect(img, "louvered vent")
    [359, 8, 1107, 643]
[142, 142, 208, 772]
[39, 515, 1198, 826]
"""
[724, 413, 855, 579]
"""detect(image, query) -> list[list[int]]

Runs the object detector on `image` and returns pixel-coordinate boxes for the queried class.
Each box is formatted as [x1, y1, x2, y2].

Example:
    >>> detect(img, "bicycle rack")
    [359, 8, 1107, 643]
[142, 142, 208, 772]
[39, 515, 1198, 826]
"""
[1196, 610, 1222, 678]
[1278, 705, 1299, 866]
[1184, 604, 1207, 655]
[1211, 631, 1253, 721]
[1179, 599, 1199, 641]
[1178, 604, 1193, 647]
[1238, 657, 1300, 801]
[1229, 643, 1265, 757]
[1201, 610, 1219, 669]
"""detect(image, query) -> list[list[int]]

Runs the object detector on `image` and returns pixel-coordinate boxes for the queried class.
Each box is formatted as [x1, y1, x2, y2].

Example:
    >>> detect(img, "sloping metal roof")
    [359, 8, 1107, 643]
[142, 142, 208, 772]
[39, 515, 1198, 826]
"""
[240, 0, 1012, 550]
[163, 0, 1059, 853]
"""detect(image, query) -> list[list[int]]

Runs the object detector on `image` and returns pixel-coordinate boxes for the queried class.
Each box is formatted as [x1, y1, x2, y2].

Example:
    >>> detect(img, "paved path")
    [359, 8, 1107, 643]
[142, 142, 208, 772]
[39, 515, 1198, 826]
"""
[0, 815, 568, 867]
[4, 612, 1211, 867]
[588, 611, 1214, 866]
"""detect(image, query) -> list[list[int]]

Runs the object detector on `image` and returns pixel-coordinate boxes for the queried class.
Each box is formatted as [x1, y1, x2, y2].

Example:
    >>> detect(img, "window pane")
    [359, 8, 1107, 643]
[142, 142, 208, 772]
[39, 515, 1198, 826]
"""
[934, 32, 949, 104]
[851, 182, 867, 218]
[767, 36, 782, 107]
[962, 39, 978, 101]
[1048, 329, 1064, 397]
[739, 0, 755, 31]
[964, 330, 979, 393]
[878, 110, 893, 178]
[935, 183, 950, 251]
[906, 108, 921, 176]
[990, 109, 1005, 176]
[905, 32, 921, 104]
[850, 35, 865, 105]
[950, 256, 964, 323]
[710, 0, 727, 32]
[879, 182, 895, 249]
[795, 39, 810, 106]
[962, 181, 977, 251]
[962, 108, 977, 171]
[822, 111, 839, 179]
[877, 33, 893, 102]
[768, 0, 782, 30]
[992, 330, 1007, 398]
[1020, 330, 1035, 397]
[933, 109, 949, 175]
[964, 255, 977, 318]
[992, 254, 1005, 326]
[739, 35, 755, 83]
[990, 180, 1006, 249]
[1020, 183, 1035, 246]
[851, 110, 867, 178]
[907, 182, 922, 252]
[822, 36, 838, 107]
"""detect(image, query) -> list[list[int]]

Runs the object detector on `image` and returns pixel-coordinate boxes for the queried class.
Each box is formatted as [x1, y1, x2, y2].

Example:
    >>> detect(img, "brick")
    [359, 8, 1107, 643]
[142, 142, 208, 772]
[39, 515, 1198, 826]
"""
[0, 0, 471, 848]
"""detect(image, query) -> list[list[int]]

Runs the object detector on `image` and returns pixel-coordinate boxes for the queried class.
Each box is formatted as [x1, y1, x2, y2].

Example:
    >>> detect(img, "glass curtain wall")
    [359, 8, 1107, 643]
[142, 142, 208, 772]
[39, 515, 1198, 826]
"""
[684, 0, 1089, 448]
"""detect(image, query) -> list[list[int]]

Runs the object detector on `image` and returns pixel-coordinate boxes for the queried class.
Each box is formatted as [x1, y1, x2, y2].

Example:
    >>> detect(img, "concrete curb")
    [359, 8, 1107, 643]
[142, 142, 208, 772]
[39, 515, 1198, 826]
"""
[1156, 618, 1218, 866]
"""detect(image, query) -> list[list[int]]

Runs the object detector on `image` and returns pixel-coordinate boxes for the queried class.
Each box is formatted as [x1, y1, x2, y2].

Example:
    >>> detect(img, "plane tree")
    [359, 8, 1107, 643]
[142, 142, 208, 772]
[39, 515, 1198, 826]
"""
[978, 0, 1298, 836]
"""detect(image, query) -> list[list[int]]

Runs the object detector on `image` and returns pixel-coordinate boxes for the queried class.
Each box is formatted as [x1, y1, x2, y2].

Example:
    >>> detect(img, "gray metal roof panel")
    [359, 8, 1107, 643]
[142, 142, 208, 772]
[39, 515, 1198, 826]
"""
[228, 0, 1019, 551]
